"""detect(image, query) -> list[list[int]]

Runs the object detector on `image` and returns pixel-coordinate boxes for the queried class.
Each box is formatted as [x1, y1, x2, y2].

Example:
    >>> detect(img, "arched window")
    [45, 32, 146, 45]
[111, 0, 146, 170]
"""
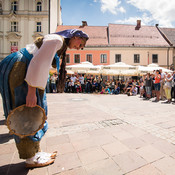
[11, 1, 18, 11]
[36, 2, 42, 11]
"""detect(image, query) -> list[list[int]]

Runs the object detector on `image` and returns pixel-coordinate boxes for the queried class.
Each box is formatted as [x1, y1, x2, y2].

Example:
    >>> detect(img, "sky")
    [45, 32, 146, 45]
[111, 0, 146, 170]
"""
[61, 0, 175, 28]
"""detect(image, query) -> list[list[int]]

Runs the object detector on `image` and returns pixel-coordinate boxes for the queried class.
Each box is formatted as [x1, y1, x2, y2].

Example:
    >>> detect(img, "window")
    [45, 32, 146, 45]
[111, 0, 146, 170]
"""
[74, 54, 80, 63]
[11, 21, 18, 32]
[0, 2, 2, 10]
[152, 54, 158, 63]
[0, 2, 2, 14]
[86, 54, 92, 63]
[11, 1, 18, 11]
[36, 2, 42, 11]
[115, 54, 121, 63]
[134, 54, 140, 63]
[66, 54, 70, 63]
[101, 54, 107, 63]
[11, 42, 18, 46]
[36, 22, 41, 32]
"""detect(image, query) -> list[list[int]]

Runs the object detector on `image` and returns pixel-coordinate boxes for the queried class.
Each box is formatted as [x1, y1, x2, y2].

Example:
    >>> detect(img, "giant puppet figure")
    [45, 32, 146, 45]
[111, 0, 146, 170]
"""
[0, 29, 89, 168]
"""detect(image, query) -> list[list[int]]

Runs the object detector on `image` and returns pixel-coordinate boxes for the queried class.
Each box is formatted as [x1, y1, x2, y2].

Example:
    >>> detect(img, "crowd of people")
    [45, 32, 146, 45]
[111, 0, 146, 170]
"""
[47, 69, 175, 104]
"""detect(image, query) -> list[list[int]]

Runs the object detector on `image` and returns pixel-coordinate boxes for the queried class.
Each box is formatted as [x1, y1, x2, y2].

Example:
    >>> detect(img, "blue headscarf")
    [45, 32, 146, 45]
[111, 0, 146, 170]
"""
[55, 29, 89, 40]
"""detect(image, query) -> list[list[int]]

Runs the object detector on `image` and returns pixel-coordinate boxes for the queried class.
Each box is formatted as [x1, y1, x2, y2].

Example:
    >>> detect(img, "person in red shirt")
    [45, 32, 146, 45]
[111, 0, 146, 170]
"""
[153, 70, 161, 102]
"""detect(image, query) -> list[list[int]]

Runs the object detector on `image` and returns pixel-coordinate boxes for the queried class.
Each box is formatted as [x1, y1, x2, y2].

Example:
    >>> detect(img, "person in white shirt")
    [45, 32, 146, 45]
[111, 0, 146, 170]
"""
[70, 74, 77, 93]
[0, 29, 89, 168]
[159, 69, 166, 100]
[79, 74, 85, 92]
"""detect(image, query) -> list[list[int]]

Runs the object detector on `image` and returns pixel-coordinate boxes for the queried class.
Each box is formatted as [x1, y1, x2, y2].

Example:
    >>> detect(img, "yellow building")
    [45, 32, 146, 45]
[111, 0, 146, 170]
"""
[0, 0, 62, 60]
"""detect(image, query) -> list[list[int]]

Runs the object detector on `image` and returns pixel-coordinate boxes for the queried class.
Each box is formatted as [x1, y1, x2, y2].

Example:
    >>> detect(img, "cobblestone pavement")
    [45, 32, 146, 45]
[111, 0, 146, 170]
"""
[1, 93, 175, 175]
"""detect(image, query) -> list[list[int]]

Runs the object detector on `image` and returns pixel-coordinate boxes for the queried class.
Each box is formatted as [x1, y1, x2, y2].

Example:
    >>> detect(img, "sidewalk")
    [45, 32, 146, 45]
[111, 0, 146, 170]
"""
[1, 93, 175, 175]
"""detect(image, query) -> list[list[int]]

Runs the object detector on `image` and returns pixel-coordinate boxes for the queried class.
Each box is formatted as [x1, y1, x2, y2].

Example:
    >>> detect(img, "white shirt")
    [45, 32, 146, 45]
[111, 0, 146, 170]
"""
[160, 72, 165, 83]
[71, 76, 77, 83]
[79, 76, 84, 84]
[25, 34, 63, 89]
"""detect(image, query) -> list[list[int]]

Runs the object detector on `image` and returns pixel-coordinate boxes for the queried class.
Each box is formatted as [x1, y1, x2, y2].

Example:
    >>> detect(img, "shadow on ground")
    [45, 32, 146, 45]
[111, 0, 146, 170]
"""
[0, 119, 6, 125]
[0, 133, 13, 144]
[0, 162, 28, 175]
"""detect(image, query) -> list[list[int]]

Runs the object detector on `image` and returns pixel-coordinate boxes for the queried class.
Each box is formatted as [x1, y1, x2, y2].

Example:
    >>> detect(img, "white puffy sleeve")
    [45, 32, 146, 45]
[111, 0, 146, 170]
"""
[25, 34, 63, 90]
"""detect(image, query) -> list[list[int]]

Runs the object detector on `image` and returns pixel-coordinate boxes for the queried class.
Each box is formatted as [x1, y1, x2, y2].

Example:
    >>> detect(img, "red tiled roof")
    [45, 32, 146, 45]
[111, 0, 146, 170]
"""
[56, 25, 108, 46]
[160, 27, 175, 46]
[108, 24, 169, 47]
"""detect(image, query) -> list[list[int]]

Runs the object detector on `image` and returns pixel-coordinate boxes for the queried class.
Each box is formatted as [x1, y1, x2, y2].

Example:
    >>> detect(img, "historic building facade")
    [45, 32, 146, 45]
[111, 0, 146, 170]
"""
[57, 21, 173, 69]
[0, 0, 61, 60]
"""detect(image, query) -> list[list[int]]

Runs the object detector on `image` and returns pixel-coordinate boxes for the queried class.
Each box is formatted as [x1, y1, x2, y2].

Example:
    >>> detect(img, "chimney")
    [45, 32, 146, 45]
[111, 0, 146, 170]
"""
[135, 20, 141, 30]
[82, 21, 88, 27]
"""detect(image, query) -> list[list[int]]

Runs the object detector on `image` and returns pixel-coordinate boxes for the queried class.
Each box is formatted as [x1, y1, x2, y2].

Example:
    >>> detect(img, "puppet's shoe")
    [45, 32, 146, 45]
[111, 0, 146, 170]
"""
[25, 152, 56, 168]
[51, 151, 57, 159]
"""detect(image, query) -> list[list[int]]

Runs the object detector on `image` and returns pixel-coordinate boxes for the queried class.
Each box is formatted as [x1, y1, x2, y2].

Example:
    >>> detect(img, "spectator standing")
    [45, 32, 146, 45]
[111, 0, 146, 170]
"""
[46, 74, 50, 93]
[79, 74, 85, 93]
[153, 70, 161, 102]
[151, 73, 156, 98]
[50, 74, 57, 93]
[163, 73, 173, 103]
[160, 69, 166, 100]
[70, 74, 77, 93]
[85, 74, 92, 93]
[97, 76, 102, 92]
[172, 71, 175, 102]
[144, 73, 152, 100]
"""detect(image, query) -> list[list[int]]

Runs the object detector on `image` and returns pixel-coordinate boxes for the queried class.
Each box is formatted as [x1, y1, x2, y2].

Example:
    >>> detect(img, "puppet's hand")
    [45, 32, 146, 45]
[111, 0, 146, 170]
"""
[26, 85, 37, 107]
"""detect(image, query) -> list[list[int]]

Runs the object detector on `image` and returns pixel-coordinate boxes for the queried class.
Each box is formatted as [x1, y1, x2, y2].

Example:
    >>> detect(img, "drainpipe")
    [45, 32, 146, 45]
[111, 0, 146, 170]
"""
[167, 47, 170, 69]
[147, 51, 149, 65]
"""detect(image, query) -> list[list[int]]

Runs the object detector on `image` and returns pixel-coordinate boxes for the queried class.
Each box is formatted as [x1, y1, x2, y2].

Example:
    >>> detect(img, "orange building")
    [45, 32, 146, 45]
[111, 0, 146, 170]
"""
[56, 22, 110, 66]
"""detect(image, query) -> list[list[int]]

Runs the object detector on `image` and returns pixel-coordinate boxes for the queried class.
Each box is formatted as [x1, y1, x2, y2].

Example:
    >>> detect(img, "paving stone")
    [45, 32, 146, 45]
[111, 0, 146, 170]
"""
[0, 143, 16, 154]
[113, 151, 147, 174]
[112, 130, 134, 140]
[121, 137, 146, 150]
[28, 166, 49, 175]
[72, 138, 97, 151]
[1, 162, 29, 175]
[55, 167, 88, 175]
[91, 134, 117, 146]
[139, 133, 163, 144]
[2, 93, 175, 174]
[102, 141, 129, 156]
[152, 156, 175, 175]
[126, 164, 164, 175]
[47, 142, 75, 155]
[77, 147, 108, 165]
[135, 145, 165, 163]
[85, 158, 123, 175]
[68, 132, 90, 142]
[46, 134, 70, 146]
[48, 152, 82, 174]
[152, 140, 175, 156]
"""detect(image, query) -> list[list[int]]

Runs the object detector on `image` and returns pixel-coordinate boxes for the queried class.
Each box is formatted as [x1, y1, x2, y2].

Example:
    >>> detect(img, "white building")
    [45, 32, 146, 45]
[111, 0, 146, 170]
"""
[0, 0, 62, 60]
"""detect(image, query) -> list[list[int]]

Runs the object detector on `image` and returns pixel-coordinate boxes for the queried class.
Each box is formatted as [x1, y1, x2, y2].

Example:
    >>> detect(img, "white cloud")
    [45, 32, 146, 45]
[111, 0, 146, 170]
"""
[119, 7, 126, 13]
[115, 13, 155, 26]
[100, 0, 124, 15]
[127, 0, 175, 27]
